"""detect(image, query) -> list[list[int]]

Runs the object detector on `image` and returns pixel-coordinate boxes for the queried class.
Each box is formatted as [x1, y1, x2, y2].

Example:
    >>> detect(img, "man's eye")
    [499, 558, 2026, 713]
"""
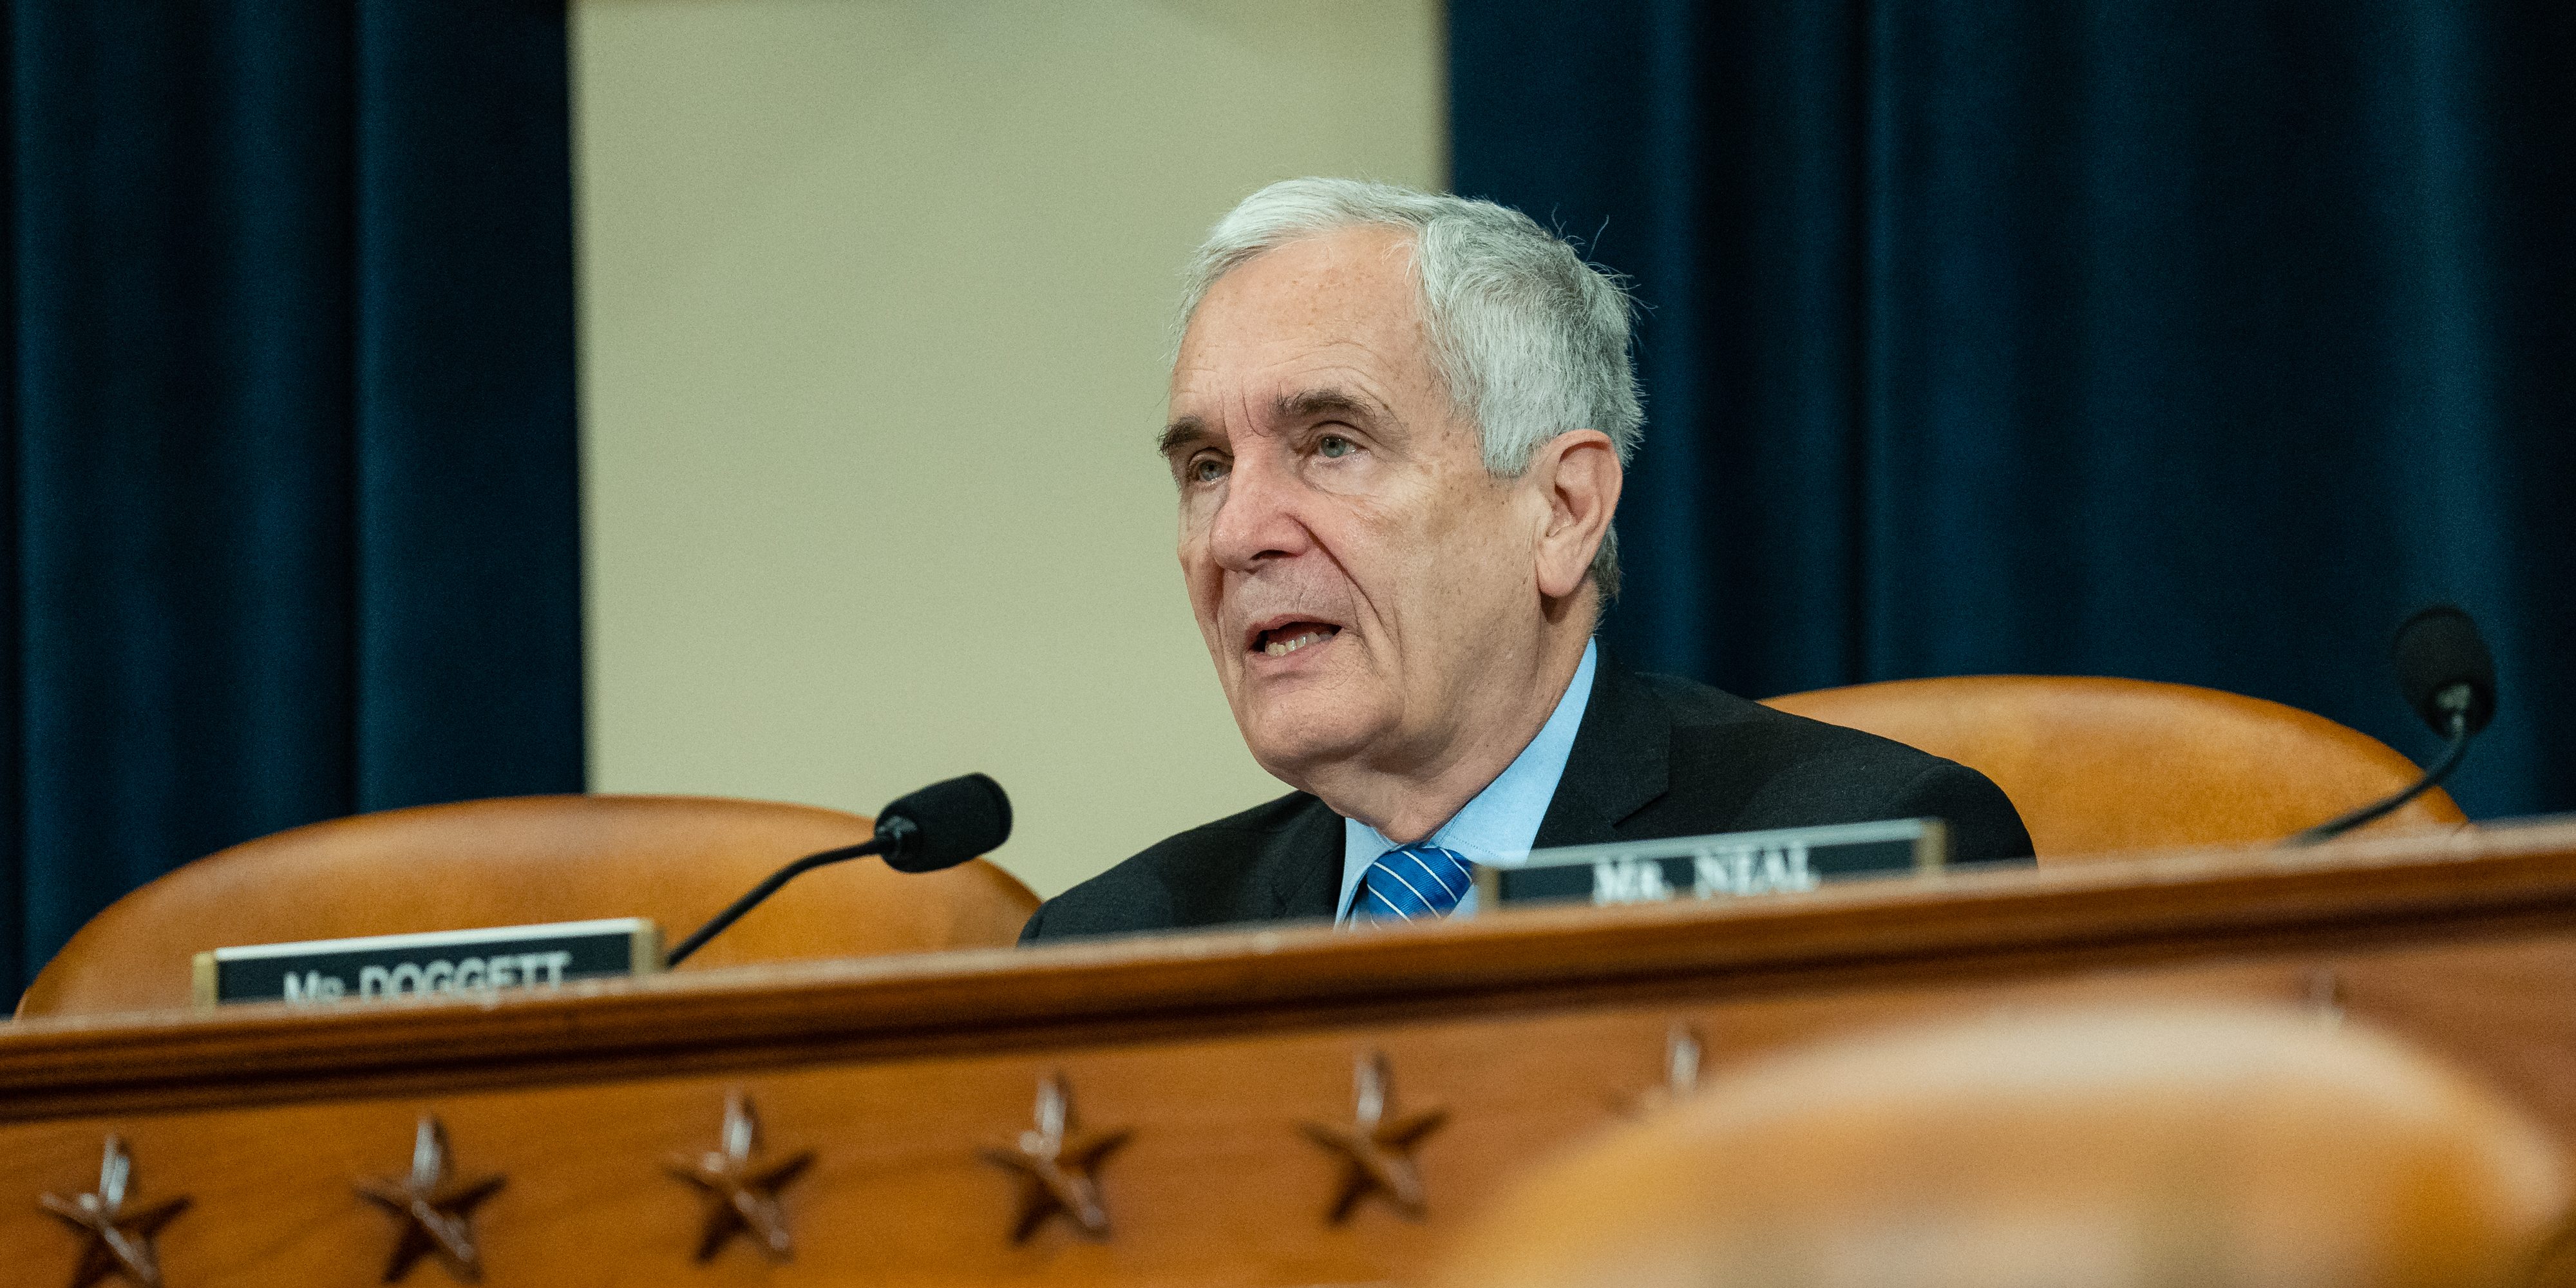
[1189, 456, 1227, 484]
[1318, 435, 1354, 459]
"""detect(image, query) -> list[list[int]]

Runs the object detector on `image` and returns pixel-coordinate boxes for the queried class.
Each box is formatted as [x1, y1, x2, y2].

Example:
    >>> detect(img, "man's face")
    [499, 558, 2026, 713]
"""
[1163, 227, 1551, 791]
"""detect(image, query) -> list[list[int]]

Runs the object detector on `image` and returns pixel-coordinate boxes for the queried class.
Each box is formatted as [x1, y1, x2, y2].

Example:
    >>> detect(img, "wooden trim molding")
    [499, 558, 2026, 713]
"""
[0, 820, 2560, 1121]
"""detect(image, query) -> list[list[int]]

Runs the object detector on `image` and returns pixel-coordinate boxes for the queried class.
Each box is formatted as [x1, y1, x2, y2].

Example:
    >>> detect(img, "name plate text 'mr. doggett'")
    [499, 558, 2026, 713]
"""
[191, 918, 663, 1009]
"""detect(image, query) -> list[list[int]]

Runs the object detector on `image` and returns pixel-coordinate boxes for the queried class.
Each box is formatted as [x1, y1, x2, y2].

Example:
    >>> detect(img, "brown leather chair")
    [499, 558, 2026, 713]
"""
[1762, 676, 2465, 859]
[17, 795, 1038, 1019]
[1435, 1005, 2573, 1288]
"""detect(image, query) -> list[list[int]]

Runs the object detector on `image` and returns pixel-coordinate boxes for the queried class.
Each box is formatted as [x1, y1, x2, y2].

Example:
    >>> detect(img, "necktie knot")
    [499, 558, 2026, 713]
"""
[1356, 844, 1474, 922]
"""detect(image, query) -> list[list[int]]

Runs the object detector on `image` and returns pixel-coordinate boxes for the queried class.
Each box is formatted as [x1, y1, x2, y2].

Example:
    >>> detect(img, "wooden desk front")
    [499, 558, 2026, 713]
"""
[5, 822, 2574, 1287]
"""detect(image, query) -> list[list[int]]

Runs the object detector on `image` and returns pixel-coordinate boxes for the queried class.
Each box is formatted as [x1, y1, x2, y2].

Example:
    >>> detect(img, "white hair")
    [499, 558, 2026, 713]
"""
[1176, 178, 1644, 599]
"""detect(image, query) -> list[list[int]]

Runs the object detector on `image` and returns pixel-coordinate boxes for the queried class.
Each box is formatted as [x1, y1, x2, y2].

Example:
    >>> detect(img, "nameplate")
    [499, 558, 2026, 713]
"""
[191, 918, 662, 1009]
[1472, 819, 1947, 908]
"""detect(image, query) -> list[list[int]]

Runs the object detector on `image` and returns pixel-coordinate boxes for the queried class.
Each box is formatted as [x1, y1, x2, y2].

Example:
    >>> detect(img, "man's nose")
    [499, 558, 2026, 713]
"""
[1204, 450, 1311, 573]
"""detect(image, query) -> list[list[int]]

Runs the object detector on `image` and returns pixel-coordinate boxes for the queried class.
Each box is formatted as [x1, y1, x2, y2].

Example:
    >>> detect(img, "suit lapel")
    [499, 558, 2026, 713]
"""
[1252, 795, 1345, 921]
[1533, 656, 1671, 849]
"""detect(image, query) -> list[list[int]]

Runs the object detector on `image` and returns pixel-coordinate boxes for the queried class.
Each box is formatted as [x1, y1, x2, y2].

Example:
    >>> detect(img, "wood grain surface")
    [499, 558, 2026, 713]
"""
[5, 820, 2575, 1287]
[18, 794, 1041, 1018]
[1763, 675, 2468, 857]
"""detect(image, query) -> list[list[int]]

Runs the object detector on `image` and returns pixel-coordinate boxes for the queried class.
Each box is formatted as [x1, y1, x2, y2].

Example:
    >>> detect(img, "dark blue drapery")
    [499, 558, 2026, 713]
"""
[0, 3, 585, 996]
[1455, 1, 2575, 822]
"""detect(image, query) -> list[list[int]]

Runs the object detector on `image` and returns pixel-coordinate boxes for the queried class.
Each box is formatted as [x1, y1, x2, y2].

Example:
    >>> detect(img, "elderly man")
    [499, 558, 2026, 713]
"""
[1021, 179, 2030, 940]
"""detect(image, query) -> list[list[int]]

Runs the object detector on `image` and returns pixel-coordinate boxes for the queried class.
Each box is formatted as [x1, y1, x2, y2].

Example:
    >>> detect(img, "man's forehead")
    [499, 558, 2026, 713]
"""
[1208, 223, 1416, 310]
[1168, 229, 1432, 435]
[1183, 230, 1421, 353]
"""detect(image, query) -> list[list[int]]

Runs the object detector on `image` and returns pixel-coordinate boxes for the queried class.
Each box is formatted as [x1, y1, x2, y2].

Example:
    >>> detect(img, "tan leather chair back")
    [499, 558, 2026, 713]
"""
[1437, 1005, 2572, 1288]
[1763, 675, 2464, 858]
[19, 794, 1037, 1018]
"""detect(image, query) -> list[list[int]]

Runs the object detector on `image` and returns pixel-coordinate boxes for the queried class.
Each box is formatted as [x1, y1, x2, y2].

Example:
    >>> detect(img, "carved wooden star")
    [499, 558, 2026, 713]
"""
[1300, 1051, 1448, 1222]
[356, 1116, 506, 1283]
[665, 1092, 814, 1262]
[39, 1135, 191, 1288]
[1623, 1024, 1705, 1118]
[978, 1073, 1131, 1242]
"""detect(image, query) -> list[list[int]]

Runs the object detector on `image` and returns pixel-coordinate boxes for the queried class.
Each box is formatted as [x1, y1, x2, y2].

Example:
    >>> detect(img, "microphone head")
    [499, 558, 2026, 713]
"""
[2393, 604, 2496, 736]
[874, 773, 1013, 873]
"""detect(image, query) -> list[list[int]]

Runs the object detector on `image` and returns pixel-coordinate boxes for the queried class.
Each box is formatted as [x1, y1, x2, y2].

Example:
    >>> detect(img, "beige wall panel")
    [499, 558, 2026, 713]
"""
[573, 1, 1447, 899]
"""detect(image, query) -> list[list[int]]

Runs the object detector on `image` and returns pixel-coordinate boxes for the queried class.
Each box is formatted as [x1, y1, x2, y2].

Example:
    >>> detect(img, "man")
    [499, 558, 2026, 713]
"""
[1021, 179, 2030, 942]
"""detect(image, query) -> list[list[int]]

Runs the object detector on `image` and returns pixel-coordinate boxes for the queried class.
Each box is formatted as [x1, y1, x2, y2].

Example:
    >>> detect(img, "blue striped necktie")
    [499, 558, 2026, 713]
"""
[1356, 843, 1475, 922]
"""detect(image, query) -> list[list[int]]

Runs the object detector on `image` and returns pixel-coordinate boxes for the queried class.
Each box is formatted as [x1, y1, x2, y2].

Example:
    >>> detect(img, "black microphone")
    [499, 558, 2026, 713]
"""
[664, 773, 1013, 967]
[2289, 605, 2494, 845]
[2393, 604, 2497, 738]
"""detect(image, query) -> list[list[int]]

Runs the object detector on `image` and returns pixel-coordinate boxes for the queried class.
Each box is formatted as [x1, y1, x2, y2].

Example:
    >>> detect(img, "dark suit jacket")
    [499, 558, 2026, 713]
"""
[1019, 656, 2034, 942]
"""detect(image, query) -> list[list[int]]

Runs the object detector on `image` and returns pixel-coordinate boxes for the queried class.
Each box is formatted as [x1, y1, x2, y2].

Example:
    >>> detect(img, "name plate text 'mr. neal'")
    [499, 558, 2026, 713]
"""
[192, 918, 663, 1009]
[1473, 819, 1948, 909]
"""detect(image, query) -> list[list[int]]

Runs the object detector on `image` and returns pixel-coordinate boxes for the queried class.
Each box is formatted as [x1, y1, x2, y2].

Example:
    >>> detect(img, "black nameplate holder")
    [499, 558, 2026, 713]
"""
[1473, 818, 1947, 909]
[191, 917, 663, 1009]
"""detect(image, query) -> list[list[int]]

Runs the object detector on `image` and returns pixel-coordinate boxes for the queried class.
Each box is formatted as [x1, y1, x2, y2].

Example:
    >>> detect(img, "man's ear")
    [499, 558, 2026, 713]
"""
[1529, 429, 1622, 601]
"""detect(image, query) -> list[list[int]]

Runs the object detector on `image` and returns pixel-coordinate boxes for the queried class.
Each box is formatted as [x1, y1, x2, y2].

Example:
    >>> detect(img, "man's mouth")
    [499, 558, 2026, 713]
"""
[1250, 621, 1342, 658]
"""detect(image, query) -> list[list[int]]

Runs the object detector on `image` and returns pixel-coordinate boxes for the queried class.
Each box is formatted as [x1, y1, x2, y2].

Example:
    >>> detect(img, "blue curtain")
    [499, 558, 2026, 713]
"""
[0, 3, 584, 996]
[1454, 1, 2575, 821]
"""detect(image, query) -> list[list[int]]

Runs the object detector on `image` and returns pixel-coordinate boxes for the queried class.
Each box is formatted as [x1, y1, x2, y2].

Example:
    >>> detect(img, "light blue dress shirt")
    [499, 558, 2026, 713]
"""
[1335, 640, 1599, 923]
